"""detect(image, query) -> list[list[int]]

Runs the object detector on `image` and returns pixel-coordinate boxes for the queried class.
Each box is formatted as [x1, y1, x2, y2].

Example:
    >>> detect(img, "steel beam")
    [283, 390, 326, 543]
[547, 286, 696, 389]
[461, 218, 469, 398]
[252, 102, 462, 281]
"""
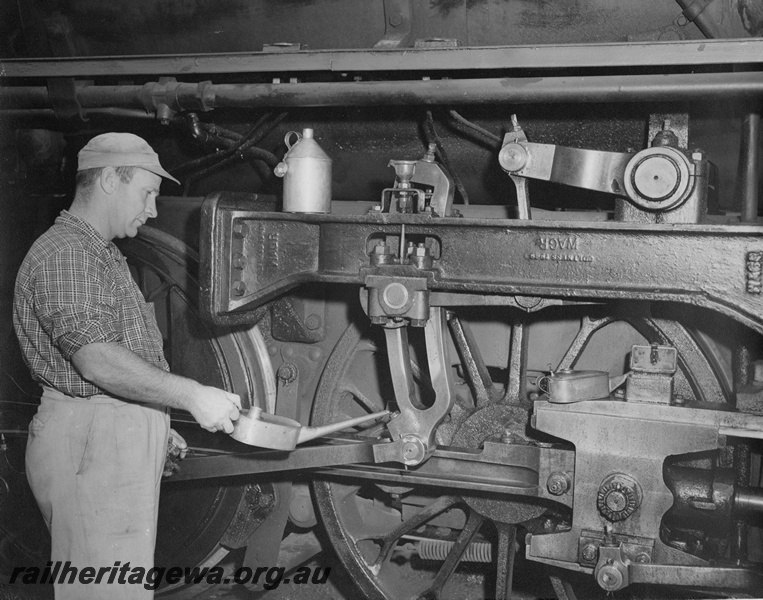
[1, 39, 762, 78]
[200, 197, 763, 334]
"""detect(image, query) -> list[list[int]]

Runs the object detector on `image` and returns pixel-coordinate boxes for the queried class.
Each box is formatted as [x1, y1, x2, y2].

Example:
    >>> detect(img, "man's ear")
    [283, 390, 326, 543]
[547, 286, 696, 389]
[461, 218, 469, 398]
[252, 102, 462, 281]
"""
[99, 167, 119, 194]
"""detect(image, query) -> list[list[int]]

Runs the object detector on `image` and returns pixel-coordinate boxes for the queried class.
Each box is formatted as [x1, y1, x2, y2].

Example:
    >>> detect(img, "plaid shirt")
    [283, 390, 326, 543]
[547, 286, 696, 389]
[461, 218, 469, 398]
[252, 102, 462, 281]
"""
[13, 210, 169, 397]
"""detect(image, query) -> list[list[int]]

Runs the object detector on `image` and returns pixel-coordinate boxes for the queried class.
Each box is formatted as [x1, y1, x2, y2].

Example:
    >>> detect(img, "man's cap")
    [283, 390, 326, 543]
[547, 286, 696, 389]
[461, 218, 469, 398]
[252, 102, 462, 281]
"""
[77, 132, 180, 185]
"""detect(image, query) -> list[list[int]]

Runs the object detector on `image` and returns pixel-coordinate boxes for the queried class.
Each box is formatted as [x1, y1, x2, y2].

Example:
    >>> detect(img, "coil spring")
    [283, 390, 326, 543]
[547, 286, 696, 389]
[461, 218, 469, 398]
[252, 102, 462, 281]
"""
[416, 539, 492, 563]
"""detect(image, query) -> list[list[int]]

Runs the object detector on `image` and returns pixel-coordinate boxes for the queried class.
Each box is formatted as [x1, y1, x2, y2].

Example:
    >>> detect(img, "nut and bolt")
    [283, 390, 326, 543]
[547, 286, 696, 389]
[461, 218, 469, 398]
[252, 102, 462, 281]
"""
[501, 428, 519, 444]
[277, 363, 298, 383]
[233, 222, 249, 239]
[389, 13, 403, 27]
[305, 314, 322, 330]
[597, 567, 623, 591]
[635, 552, 651, 564]
[232, 252, 246, 270]
[581, 543, 598, 562]
[499, 143, 528, 172]
[231, 280, 247, 296]
[547, 472, 571, 496]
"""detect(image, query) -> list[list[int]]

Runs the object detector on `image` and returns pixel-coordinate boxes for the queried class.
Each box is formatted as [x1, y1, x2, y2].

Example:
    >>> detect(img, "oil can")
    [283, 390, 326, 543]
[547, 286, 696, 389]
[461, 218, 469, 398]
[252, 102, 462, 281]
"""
[274, 128, 332, 213]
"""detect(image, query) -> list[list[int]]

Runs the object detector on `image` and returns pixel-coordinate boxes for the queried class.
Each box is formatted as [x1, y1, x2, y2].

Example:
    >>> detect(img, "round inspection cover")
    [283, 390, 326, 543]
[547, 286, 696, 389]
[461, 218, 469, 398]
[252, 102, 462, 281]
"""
[623, 146, 692, 211]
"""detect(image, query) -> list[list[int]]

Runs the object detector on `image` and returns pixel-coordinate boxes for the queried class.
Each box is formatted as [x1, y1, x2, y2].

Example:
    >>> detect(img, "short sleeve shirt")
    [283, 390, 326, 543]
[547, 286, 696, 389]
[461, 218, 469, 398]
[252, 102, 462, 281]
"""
[13, 210, 169, 397]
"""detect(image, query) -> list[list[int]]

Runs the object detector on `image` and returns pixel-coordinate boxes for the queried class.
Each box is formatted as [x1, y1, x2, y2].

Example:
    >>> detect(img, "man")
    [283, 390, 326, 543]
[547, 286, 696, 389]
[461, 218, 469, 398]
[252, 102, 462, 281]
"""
[13, 132, 242, 599]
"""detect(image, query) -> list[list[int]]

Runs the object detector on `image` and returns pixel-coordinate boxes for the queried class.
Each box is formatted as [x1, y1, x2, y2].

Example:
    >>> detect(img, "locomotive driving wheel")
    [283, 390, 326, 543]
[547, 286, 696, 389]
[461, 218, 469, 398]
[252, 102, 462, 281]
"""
[311, 303, 733, 600]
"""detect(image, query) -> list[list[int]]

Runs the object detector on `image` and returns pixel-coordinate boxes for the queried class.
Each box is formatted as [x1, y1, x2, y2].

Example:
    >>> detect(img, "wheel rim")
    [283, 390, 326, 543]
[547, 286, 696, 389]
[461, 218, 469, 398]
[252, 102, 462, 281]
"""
[311, 305, 732, 599]
[120, 227, 275, 592]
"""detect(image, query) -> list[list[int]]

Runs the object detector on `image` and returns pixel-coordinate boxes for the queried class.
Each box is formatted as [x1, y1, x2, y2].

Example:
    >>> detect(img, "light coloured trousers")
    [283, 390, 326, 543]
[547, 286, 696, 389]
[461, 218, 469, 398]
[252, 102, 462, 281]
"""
[26, 386, 169, 599]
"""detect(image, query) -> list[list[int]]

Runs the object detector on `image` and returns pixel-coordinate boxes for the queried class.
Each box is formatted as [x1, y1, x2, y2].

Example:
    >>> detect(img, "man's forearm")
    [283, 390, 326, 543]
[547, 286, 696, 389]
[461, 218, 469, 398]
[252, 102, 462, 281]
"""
[72, 342, 200, 411]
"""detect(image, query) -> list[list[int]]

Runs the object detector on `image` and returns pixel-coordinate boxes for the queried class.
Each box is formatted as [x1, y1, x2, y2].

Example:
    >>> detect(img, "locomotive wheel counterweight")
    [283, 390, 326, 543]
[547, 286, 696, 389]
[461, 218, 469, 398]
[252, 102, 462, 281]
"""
[311, 306, 733, 599]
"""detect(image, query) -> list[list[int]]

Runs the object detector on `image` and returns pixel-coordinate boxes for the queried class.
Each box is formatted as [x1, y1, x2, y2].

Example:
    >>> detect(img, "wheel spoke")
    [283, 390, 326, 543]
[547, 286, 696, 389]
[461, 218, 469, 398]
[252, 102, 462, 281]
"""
[503, 316, 529, 404]
[370, 495, 461, 573]
[342, 384, 385, 413]
[556, 315, 615, 371]
[448, 315, 494, 408]
[418, 509, 485, 600]
[548, 574, 579, 600]
[494, 523, 517, 600]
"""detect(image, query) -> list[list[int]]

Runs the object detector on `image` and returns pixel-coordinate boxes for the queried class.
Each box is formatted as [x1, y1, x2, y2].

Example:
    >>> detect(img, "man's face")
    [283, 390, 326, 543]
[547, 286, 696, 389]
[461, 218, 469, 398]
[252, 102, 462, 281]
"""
[112, 168, 162, 238]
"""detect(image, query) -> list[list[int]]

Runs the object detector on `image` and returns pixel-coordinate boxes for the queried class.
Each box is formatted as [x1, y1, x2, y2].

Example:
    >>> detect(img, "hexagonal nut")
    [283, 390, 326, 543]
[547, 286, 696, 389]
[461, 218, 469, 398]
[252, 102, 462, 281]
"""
[277, 363, 298, 383]
[546, 472, 571, 496]
[233, 222, 249, 239]
[581, 543, 598, 562]
[231, 280, 247, 297]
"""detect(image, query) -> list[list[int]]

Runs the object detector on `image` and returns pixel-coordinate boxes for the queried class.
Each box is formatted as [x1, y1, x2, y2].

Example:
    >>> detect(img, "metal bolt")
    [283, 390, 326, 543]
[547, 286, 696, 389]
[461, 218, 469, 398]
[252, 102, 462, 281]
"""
[233, 222, 249, 239]
[598, 567, 623, 591]
[305, 314, 322, 330]
[389, 13, 403, 27]
[231, 280, 247, 296]
[277, 363, 298, 383]
[605, 490, 628, 512]
[232, 252, 246, 270]
[373, 244, 390, 254]
[581, 543, 598, 562]
[673, 394, 686, 405]
[501, 428, 518, 444]
[499, 143, 528, 172]
[547, 472, 571, 496]
[635, 552, 651, 564]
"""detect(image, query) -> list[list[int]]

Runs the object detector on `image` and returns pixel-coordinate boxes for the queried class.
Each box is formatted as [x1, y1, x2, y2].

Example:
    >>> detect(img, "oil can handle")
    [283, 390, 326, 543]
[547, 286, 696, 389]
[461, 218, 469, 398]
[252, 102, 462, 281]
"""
[284, 130, 302, 150]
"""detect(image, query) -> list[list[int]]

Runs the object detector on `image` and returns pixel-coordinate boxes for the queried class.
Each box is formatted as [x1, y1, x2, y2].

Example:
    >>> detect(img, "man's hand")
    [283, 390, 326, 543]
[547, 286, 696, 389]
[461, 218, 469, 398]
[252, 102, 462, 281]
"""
[187, 386, 242, 434]
[168, 428, 188, 459]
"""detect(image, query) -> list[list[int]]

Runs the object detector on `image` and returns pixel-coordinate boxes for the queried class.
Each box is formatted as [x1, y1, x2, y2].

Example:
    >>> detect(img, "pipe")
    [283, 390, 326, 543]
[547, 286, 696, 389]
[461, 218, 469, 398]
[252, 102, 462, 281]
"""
[740, 111, 760, 223]
[676, 0, 720, 39]
[735, 487, 763, 514]
[3, 72, 763, 112]
[732, 441, 752, 561]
